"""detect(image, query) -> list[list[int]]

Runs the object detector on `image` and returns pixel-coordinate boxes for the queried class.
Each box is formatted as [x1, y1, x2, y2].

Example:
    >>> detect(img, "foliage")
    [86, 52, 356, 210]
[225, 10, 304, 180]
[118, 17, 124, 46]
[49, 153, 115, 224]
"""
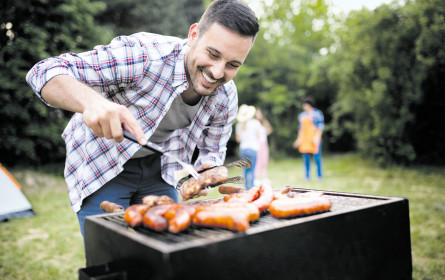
[0, 0, 113, 167]
[0, 0, 203, 168]
[1, 0, 444, 167]
[327, 0, 445, 165]
[235, 0, 335, 155]
[92, 0, 204, 37]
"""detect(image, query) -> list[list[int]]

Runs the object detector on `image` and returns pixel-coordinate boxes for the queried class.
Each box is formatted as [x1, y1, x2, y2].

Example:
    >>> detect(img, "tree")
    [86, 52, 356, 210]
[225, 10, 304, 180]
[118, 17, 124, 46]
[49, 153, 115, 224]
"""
[0, 0, 112, 167]
[93, 0, 204, 37]
[328, 0, 445, 165]
[235, 0, 335, 155]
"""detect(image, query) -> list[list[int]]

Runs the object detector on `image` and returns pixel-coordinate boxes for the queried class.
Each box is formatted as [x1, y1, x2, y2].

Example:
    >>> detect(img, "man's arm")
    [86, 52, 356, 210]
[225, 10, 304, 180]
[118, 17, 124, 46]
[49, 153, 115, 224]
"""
[41, 75, 146, 145]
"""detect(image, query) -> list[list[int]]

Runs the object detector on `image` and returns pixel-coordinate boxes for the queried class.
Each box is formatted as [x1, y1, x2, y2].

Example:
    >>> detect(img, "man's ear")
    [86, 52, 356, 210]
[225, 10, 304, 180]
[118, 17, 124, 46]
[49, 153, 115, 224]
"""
[187, 23, 199, 46]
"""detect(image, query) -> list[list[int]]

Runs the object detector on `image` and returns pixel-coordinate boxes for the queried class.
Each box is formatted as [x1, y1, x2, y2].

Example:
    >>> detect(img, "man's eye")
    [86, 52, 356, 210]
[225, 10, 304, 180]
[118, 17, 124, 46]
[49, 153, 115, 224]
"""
[209, 51, 218, 58]
[229, 63, 240, 68]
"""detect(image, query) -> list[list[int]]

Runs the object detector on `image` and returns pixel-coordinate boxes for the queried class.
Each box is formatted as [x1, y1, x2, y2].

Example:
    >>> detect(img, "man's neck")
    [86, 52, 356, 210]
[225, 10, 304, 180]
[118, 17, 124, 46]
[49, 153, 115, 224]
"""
[181, 88, 202, 106]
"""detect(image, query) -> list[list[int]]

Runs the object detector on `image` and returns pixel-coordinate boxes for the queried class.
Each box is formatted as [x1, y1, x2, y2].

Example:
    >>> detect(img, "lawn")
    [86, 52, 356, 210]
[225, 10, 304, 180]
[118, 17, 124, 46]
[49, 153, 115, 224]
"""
[1, 153, 444, 279]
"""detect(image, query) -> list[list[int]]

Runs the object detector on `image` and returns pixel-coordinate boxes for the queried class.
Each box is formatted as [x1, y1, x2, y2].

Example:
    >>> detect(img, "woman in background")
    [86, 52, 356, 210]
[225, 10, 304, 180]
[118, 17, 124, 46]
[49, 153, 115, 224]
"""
[236, 104, 261, 190]
[293, 97, 324, 180]
[254, 108, 272, 186]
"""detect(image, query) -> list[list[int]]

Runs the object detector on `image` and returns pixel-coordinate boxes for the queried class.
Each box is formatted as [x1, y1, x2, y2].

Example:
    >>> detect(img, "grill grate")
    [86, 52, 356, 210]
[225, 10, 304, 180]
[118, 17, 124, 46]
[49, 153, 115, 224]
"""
[100, 190, 388, 245]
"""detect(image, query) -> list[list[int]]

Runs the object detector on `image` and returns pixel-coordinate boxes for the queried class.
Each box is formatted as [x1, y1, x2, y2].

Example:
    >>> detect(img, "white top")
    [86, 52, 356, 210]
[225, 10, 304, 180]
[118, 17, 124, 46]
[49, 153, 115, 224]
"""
[236, 119, 262, 151]
[258, 124, 268, 143]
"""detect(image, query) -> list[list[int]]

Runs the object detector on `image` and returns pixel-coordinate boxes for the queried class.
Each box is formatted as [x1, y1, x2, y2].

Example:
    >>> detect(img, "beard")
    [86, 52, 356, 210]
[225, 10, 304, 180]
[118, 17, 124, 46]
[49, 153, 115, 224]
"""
[184, 57, 225, 97]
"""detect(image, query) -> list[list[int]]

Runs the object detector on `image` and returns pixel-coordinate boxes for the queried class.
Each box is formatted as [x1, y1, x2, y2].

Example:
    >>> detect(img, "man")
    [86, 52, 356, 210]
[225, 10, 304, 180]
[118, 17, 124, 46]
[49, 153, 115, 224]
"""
[26, 0, 259, 237]
[292, 97, 324, 180]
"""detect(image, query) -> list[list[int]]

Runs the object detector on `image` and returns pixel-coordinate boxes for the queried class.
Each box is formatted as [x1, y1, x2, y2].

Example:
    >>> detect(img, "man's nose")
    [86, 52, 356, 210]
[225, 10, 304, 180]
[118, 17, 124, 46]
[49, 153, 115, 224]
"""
[210, 61, 225, 80]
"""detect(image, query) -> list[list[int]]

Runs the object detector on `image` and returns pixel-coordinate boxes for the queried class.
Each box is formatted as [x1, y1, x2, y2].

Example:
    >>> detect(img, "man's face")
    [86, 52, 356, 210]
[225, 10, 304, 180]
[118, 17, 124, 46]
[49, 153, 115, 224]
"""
[185, 22, 253, 96]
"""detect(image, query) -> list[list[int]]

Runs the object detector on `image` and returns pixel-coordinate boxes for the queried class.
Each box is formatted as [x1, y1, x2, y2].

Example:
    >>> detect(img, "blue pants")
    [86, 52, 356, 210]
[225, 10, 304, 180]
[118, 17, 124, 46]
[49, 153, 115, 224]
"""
[240, 148, 257, 190]
[77, 154, 178, 237]
[302, 149, 323, 180]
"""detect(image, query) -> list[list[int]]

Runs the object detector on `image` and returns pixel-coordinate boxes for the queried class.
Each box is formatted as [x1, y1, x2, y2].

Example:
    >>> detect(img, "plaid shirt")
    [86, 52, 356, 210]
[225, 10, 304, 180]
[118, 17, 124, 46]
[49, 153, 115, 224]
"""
[26, 33, 238, 213]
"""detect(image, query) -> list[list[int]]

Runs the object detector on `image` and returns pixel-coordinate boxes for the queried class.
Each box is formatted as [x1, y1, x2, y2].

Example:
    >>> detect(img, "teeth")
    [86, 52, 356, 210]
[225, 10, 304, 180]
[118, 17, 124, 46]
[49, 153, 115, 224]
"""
[202, 71, 217, 84]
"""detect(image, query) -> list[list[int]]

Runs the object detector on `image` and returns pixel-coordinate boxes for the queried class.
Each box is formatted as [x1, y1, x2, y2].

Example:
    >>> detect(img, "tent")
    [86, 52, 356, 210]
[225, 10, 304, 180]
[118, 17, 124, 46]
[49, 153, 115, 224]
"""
[0, 163, 35, 221]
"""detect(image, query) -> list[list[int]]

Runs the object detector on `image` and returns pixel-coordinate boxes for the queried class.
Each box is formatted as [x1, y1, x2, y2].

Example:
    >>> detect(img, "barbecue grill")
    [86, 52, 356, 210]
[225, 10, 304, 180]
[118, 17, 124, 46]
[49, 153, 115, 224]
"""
[79, 188, 412, 280]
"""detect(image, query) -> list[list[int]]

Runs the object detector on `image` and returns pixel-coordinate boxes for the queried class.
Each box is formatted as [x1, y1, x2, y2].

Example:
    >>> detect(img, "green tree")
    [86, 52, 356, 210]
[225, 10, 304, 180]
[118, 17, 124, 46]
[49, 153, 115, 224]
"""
[328, 0, 445, 165]
[235, 0, 334, 155]
[93, 0, 204, 37]
[0, 0, 112, 167]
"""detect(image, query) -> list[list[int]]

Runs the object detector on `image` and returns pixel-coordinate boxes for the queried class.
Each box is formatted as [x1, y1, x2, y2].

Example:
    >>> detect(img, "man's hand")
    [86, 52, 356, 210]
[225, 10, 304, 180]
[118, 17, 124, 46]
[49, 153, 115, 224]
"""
[41, 75, 146, 145]
[82, 99, 146, 145]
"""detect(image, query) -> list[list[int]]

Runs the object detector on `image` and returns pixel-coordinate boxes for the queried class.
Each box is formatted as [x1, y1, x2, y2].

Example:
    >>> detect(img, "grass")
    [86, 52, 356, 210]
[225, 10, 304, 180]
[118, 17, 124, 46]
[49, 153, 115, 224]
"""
[1, 153, 444, 279]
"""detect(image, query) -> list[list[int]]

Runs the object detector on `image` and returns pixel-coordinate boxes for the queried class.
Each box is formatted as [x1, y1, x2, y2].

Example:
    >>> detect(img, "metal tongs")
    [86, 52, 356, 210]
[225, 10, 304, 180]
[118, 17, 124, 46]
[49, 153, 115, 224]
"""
[176, 157, 252, 189]
[123, 130, 200, 180]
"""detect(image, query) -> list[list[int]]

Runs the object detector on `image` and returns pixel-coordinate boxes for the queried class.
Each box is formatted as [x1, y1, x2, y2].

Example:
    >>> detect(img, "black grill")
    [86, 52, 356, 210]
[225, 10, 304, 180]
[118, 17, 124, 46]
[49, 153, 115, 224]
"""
[81, 188, 412, 280]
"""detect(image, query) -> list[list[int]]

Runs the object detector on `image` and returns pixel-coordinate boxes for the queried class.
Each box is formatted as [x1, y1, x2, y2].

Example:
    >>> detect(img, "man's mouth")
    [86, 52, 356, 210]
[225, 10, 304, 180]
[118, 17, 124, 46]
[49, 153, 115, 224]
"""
[202, 71, 218, 84]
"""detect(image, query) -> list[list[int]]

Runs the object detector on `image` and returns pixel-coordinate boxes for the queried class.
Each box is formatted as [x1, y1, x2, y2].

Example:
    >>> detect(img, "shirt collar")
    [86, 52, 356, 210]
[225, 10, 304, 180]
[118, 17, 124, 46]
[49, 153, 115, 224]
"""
[172, 42, 188, 88]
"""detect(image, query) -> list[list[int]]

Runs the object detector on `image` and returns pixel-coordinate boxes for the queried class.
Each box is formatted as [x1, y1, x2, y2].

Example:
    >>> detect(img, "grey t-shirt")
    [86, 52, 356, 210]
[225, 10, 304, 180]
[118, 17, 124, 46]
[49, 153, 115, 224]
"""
[131, 95, 202, 158]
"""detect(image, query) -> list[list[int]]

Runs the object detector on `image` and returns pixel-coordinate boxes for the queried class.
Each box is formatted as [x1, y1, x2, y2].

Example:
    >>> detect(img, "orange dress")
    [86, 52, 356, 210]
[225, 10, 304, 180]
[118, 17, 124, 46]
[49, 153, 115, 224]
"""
[298, 115, 319, 154]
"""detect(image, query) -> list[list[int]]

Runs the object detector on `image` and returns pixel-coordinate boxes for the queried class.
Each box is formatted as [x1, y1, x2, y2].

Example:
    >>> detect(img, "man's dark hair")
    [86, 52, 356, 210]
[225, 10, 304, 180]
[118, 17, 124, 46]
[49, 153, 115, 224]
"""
[302, 97, 315, 107]
[199, 0, 259, 39]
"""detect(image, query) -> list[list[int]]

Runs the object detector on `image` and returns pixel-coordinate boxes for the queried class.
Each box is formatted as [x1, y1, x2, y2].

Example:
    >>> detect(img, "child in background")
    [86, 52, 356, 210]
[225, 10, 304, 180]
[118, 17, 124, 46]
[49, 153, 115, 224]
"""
[254, 109, 272, 186]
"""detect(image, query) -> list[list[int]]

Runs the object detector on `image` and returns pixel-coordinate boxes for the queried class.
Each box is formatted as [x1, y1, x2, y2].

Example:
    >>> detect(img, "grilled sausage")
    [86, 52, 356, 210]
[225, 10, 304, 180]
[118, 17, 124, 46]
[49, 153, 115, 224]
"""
[100, 201, 124, 213]
[218, 185, 244, 194]
[195, 202, 260, 222]
[252, 184, 274, 211]
[181, 166, 229, 200]
[165, 208, 191, 233]
[269, 197, 332, 218]
[224, 187, 259, 203]
[193, 209, 250, 232]
[142, 205, 170, 231]
[123, 204, 150, 227]
[142, 195, 175, 206]
[273, 186, 294, 200]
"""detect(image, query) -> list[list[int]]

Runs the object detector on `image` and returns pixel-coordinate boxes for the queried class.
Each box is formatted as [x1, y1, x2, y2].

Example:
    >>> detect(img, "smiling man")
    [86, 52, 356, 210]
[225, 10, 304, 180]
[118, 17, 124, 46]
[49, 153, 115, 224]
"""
[26, 0, 259, 241]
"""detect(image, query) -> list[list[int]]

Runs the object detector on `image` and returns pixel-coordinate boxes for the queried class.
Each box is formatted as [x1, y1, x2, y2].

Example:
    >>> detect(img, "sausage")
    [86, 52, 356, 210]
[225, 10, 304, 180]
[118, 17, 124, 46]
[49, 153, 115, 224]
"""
[195, 202, 260, 222]
[193, 209, 250, 232]
[224, 187, 259, 203]
[142, 195, 175, 206]
[252, 184, 274, 211]
[268, 197, 332, 218]
[142, 205, 170, 231]
[273, 186, 294, 200]
[218, 185, 244, 194]
[142, 204, 194, 233]
[100, 201, 124, 213]
[198, 166, 229, 187]
[165, 208, 191, 233]
[181, 166, 229, 200]
[123, 204, 150, 227]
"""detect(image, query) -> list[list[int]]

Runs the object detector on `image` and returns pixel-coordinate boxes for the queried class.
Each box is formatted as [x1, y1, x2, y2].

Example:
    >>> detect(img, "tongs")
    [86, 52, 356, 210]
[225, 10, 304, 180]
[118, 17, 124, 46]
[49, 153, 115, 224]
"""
[123, 130, 200, 180]
[176, 158, 252, 189]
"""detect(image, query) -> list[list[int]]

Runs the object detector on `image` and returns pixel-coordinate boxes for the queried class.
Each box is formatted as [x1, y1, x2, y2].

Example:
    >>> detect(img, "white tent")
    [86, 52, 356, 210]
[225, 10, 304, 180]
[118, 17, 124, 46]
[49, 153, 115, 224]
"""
[0, 163, 35, 221]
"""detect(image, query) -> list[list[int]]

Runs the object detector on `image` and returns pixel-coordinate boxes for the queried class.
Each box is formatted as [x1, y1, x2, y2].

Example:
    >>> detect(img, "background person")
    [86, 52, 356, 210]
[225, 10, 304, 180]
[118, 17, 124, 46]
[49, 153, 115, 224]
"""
[254, 108, 272, 186]
[25, 0, 259, 239]
[235, 104, 262, 189]
[293, 97, 324, 180]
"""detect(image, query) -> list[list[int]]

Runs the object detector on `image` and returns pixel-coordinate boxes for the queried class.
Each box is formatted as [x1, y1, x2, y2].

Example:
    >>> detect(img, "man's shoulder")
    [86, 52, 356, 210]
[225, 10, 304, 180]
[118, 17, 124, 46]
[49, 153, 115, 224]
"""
[130, 32, 184, 44]
[119, 32, 186, 59]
